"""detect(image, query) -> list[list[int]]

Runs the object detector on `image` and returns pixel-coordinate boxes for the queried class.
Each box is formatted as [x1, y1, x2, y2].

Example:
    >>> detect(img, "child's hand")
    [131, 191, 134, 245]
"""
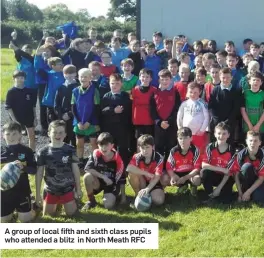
[238, 194, 243, 202]
[161, 121, 169, 129]
[170, 174, 179, 186]
[83, 122, 90, 130]
[114, 106, 123, 113]
[242, 191, 251, 201]
[138, 188, 150, 197]
[62, 113, 70, 121]
[36, 195, 43, 208]
[253, 124, 260, 132]
[78, 122, 84, 130]
[43, 30, 49, 39]
[9, 41, 16, 50]
[90, 46, 97, 53]
[103, 176, 113, 186]
[14, 160, 24, 170]
[75, 189, 83, 200]
[211, 188, 221, 198]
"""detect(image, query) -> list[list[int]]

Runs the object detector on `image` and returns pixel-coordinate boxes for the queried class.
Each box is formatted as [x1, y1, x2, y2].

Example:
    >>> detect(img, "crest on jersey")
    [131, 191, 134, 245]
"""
[26, 94, 30, 100]
[18, 153, 25, 160]
[62, 156, 69, 163]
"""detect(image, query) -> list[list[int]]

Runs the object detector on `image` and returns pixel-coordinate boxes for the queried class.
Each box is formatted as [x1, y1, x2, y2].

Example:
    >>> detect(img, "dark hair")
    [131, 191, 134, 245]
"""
[137, 134, 155, 147]
[177, 127, 192, 138]
[243, 38, 253, 45]
[227, 53, 238, 59]
[128, 32, 136, 37]
[215, 122, 230, 133]
[196, 67, 207, 76]
[247, 130, 261, 140]
[202, 52, 216, 61]
[225, 41, 235, 47]
[193, 40, 203, 48]
[220, 67, 232, 75]
[63, 64, 77, 74]
[100, 50, 112, 58]
[13, 70, 26, 79]
[2, 121, 22, 133]
[168, 58, 180, 66]
[48, 57, 63, 67]
[109, 73, 122, 82]
[250, 43, 260, 49]
[48, 120, 66, 133]
[187, 82, 201, 91]
[158, 69, 172, 78]
[139, 68, 153, 77]
[163, 39, 173, 45]
[216, 50, 228, 57]
[94, 40, 105, 48]
[210, 63, 221, 70]
[208, 40, 217, 49]
[260, 42, 264, 46]
[121, 58, 134, 68]
[89, 61, 101, 67]
[249, 71, 263, 81]
[83, 38, 92, 44]
[111, 37, 122, 43]
[179, 53, 190, 62]
[153, 31, 163, 38]
[72, 38, 85, 48]
[145, 42, 155, 49]
[97, 132, 114, 145]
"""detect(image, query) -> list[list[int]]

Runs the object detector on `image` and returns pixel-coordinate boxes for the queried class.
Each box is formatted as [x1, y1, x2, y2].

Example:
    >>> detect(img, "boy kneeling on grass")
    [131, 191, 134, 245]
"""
[127, 134, 165, 206]
[162, 127, 201, 195]
[229, 131, 264, 203]
[36, 120, 82, 216]
[83, 132, 124, 210]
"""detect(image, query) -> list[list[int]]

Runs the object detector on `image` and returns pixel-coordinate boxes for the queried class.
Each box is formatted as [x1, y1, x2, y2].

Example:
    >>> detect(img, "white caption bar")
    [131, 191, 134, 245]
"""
[0, 223, 159, 249]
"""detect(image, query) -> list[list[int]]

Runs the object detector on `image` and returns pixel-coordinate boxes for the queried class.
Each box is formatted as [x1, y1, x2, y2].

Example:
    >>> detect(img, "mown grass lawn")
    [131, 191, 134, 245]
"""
[1, 48, 264, 257]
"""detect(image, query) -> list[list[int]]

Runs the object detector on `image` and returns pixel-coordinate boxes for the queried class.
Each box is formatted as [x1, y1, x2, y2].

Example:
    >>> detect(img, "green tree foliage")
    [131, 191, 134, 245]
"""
[108, 0, 136, 21]
[1, 0, 9, 20]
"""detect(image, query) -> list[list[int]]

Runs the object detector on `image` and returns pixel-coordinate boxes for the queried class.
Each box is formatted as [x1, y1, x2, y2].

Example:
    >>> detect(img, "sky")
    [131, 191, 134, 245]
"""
[27, 0, 111, 17]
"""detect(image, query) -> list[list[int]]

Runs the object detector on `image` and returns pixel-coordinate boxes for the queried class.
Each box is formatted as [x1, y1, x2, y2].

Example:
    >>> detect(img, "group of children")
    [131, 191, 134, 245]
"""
[2, 29, 264, 222]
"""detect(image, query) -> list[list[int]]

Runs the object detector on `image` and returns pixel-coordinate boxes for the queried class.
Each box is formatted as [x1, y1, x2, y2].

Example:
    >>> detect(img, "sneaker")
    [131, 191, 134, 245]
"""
[190, 185, 198, 196]
[177, 184, 189, 194]
[22, 130, 27, 136]
[82, 201, 97, 210]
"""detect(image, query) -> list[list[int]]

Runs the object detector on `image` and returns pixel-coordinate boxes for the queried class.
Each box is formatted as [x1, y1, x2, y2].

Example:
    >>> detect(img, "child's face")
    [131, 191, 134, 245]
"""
[208, 41, 216, 51]
[139, 144, 153, 159]
[165, 43, 172, 52]
[111, 40, 121, 49]
[225, 44, 235, 54]
[89, 65, 101, 79]
[96, 47, 105, 56]
[79, 72, 92, 87]
[84, 42, 92, 52]
[226, 56, 238, 69]
[246, 135, 261, 153]
[153, 35, 162, 45]
[52, 62, 64, 72]
[122, 63, 133, 73]
[243, 56, 253, 66]
[159, 76, 172, 89]
[249, 77, 262, 92]
[14, 76, 25, 86]
[110, 78, 122, 93]
[220, 72, 232, 87]
[216, 54, 226, 66]
[179, 67, 190, 81]
[175, 44, 182, 54]
[188, 87, 200, 100]
[77, 42, 87, 53]
[49, 126, 66, 144]
[214, 128, 229, 144]
[89, 30, 97, 40]
[260, 44, 264, 54]
[178, 136, 192, 151]
[128, 35, 137, 43]
[195, 57, 203, 68]
[45, 37, 56, 46]
[182, 56, 190, 65]
[244, 41, 252, 51]
[146, 47, 155, 56]
[64, 73, 76, 82]
[248, 63, 260, 74]
[203, 59, 214, 71]
[43, 48, 52, 59]
[101, 53, 112, 65]
[140, 73, 152, 86]
[168, 63, 179, 76]
[210, 68, 220, 81]
[98, 143, 114, 156]
[250, 47, 260, 58]
[195, 73, 206, 85]
[131, 43, 140, 53]
[3, 130, 21, 145]
[194, 44, 202, 53]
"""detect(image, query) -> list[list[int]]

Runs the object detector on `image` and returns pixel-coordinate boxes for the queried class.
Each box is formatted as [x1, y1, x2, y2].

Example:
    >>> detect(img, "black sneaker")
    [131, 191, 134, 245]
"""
[82, 201, 97, 210]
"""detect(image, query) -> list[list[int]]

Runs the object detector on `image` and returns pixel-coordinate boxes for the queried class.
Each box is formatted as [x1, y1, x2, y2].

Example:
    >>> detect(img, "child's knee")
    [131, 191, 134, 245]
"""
[151, 190, 165, 206]
[83, 172, 93, 184]
[103, 194, 116, 209]
[191, 175, 201, 186]
[160, 173, 170, 187]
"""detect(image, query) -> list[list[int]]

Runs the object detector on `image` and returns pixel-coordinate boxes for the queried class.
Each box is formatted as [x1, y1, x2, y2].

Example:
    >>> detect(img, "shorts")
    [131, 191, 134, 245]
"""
[74, 124, 100, 137]
[146, 181, 163, 192]
[93, 178, 120, 196]
[16, 118, 34, 129]
[43, 190, 75, 205]
[1, 190, 31, 217]
[76, 131, 100, 140]
[174, 171, 192, 186]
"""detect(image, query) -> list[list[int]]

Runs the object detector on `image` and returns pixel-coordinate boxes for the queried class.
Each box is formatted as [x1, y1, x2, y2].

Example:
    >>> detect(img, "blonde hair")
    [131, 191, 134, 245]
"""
[247, 60, 260, 73]
[78, 68, 92, 77]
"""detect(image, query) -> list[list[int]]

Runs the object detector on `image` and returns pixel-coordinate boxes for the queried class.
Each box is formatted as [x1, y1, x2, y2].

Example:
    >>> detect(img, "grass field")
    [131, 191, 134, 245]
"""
[1, 48, 264, 257]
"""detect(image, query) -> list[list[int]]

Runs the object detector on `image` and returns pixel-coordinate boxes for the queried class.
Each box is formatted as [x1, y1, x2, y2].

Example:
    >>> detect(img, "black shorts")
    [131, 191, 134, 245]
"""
[75, 131, 100, 140]
[16, 118, 34, 129]
[1, 189, 31, 217]
[174, 171, 192, 186]
[146, 181, 163, 192]
[93, 178, 120, 196]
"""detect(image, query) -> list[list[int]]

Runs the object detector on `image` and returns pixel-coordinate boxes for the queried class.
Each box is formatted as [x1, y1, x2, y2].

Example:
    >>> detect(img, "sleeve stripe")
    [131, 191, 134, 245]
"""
[258, 149, 264, 172]
[193, 146, 200, 165]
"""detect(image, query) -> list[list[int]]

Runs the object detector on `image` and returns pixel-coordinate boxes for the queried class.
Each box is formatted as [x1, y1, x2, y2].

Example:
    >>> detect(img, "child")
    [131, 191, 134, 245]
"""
[193, 54, 203, 71]
[195, 68, 213, 102]
[226, 53, 244, 89]
[88, 61, 110, 99]
[207, 40, 218, 54]
[54, 65, 79, 146]
[260, 42, 264, 58]
[177, 82, 209, 153]
[127, 32, 137, 45]
[240, 60, 260, 91]
[143, 42, 161, 87]
[164, 127, 201, 194]
[152, 31, 164, 51]
[202, 53, 216, 82]
[239, 38, 253, 57]
[127, 134, 165, 206]
[85, 40, 105, 66]
[172, 39, 183, 61]
[241, 53, 254, 75]
[230, 131, 264, 203]
[168, 58, 180, 85]
[174, 64, 191, 101]
[190, 41, 204, 65]
[128, 40, 144, 76]
[225, 41, 236, 54]
[101, 73, 131, 203]
[87, 27, 98, 44]
[216, 50, 227, 68]
[157, 39, 173, 69]
[1, 122, 37, 222]
[5, 71, 37, 151]
[71, 68, 100, 164]
[150, 69, 181, 163]
[132, 68, 157, 138]
[209, 63, 221, 86]
[36, 120, 82, 216]
[100, 50, 119, 78]
[241, 71, 264, 140]
[179, 52, 191, 69]
[201, 122, 235, 203]
[121, 58, 139, 96]
[83, 132, 124, 209]
[250, 43, 264, 73]
[208, 68, 241, 143]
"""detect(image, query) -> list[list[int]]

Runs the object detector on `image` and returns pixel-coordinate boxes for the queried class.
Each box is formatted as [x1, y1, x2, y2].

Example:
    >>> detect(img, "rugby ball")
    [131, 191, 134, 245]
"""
[134, 193, 152, 212]
[0, 162, 21, 191]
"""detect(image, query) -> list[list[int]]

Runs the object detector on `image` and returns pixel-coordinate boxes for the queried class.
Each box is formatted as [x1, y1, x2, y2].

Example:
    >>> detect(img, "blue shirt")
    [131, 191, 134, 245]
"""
[111, 48, 130, 71]
[155, 42, 164, 51]
[144, 55, 161, 87]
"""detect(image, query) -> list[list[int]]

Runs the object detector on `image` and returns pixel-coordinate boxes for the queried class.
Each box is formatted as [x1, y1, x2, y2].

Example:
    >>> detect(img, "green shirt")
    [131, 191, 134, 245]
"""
[240, 76, 250, 92]
[121, 75, 138, 95]
[243, 89, 264, 132]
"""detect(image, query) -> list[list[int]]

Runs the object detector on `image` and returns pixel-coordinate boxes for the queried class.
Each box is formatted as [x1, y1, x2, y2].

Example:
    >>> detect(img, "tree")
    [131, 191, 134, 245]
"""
[1, 0, 8, 20]
[107, 0, 136, 21]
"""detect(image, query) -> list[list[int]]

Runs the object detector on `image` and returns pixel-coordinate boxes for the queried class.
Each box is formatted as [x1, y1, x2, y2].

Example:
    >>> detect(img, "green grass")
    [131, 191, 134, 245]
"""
[1, 48, 264, 257]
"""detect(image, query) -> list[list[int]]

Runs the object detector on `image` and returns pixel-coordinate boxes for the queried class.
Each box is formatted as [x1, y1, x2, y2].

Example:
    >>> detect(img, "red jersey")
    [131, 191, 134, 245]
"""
[166, 144, 201, 173]
[132, 86, 157, 125]
[100, 64, 118, 78]
[204, 83, 214, 103]
[129, 151, 164, 182]
[174, 81, 188, 102]
[203, 142, 235, 174]
[228, 148, 264, 177]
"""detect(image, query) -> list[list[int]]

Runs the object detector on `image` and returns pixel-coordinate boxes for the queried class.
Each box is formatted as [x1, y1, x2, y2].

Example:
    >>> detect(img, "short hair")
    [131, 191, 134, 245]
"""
[187, 82, 201, 91]
[48, 120, 66, 133]
[100, 50, 112, 57]
[145, 42, 155, 49]
[137, 134, 155, 147]
[158, 69, 172, 78]
[179, 64, 190, 72]
[48, 57, 62, 67]
[43, 44, 57, 57]
[121, 58, 134, 68]
[111, 37, 122, 43]
[130, 39, 140, 46]
[78, 68, 92, 77]
[128, 32, 136, 37]
[202, 53, 216, 61]
[163, 39, 173, 45]
[83, 38, 92, 44]
[153, 31, 162, 38]
[97, 132, 114, 145]
[177, 127, 192, 138]
[260, 42, 264, 46]
[247, 130, 261, 140]
[210, 63, 221, 70]
[214, 122, 230, 133]
[227, 53, 238, 59]
[71, 38, 85, 48]
[113, 29, 122, 35]
[89, 61, 101, 68]
[248, 60, 260, 71]
[196, 67, 207, 76]
[250, 43, 260, 49]
[193, 40, 203, 48]
[63, 65, 76, 74]
[175, 41, 184, 47]
[94, 40, 105, 48]
[225, 41, 235, 47]
[243, 38, 253, 44]
[179, 53, 190, 61]
[2, 121, 22, 133]
[242, 53, 254, 60]
[216, 50, 228, 57]
[13, 70, 26, 79]
[208, 40, 217, 48]
[168, 58, 180, 66]
[109, 73, 122, 82]
[139, 68, 153, 77]
[249, 71, 263, 81]
[220, 67, 232, 75]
